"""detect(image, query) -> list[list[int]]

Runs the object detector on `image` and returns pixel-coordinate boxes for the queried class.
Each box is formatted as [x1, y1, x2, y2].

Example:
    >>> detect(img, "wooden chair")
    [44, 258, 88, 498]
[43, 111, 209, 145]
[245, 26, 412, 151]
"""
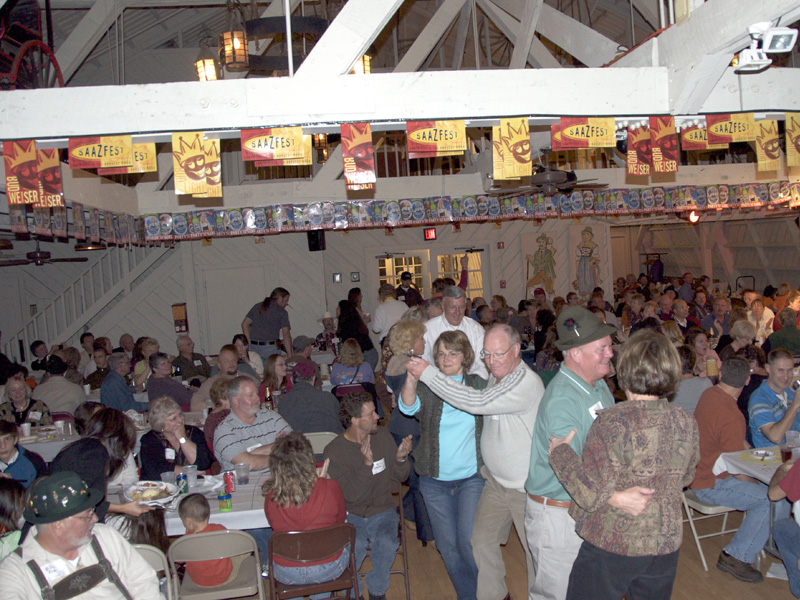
[134, 543, 175, 600]
[268, 523, 359, 600]
[390, 480, 411, 600]
[682, 489, 740, 571]
[168, 529, 265, 600]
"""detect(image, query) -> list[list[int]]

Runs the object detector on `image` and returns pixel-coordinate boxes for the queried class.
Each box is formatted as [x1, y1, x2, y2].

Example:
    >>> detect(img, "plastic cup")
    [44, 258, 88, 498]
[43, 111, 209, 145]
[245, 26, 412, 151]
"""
[54, 420, 65, 438]
[787, 430, 800, 447]
[781, 444, 793, 462]
[182, 465, 198, 488]
[234, 462, 250, 485]
[19, 423, 31, 437]
[160, 471, 176, 485]
[83, 384, 91, 396]
[792, 447, 800, 462]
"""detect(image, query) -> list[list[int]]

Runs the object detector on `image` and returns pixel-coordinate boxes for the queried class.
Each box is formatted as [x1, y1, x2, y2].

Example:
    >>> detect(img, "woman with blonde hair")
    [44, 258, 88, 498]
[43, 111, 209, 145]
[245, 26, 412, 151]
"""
[262, 432, 348, 597]
[331, 339, 374, 386]
[659, 320, 684, 347]
[132, 337, 160, 392]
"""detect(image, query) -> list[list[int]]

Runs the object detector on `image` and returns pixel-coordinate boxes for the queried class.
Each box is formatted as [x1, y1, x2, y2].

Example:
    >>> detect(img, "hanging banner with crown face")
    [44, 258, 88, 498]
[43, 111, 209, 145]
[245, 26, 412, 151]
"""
[550, 124, 563, 151]
[172, 132, 207, 195]
[341, 122, 376, 191]
[406, 120, 467, 158]
[649, 116, 679, 173]
[680, 125, 728, 151]
[559, 117, 615, 148]
[626, 125, 651, 176]
[756, 120, 780, 171]
[493, 118, 531, 180]
[97, 143, 157, 175]
[241, 127, 309, 165]
[4, 140, 40, 205]
[36, 148, 64, 207]
[193, 139, 222, 197]
[786, 113, 800, 168]
[68, 136, 132, 169]
[706, 113, 756, 145]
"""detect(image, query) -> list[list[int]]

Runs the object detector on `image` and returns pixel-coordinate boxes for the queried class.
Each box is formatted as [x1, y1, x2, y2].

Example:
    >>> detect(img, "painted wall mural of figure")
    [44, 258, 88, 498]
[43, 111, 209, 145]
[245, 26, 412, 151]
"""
[526, 233, 556, 297]
[574, 226, 601, 297]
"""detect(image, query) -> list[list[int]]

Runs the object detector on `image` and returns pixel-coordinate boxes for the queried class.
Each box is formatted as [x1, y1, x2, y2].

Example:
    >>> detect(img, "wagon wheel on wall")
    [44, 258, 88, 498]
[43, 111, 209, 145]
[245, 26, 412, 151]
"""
[10, 40, 64, 89]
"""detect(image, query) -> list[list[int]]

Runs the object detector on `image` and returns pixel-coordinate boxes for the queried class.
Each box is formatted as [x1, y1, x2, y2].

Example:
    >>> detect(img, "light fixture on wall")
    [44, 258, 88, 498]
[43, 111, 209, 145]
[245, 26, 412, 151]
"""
[734, 22, 798, 73]
[195, 31, 220, 81]
[75, 240, 107, 251]
[219, 0, 249, 71]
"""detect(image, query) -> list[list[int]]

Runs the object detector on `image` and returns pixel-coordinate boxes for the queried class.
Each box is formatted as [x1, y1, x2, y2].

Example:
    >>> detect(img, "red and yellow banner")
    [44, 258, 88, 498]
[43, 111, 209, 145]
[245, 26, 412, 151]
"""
[680, 125, 728, 151]
[241, 127, 308, 163]
[756, 120, 780, 171]
[197, 139, 222, 198]
[36, 148, 64, 207]
[97, 143, 157, 175]
[341, 122, 376, 191]
[68, 136, 132, 169]
[650, 116, 679, 174]
[4, 140, 40, 205]
[706, 113, 756, 144]
[550, 124, 562, 151]
[172, 132, 207, 195]
[626, 125, 651, 176]
[559, 117, 615, 148]
[406, 120, 467, 159]
[254, 135, 312, 167]
[493, 118, 531, 181]
[786, 113, 800, 168]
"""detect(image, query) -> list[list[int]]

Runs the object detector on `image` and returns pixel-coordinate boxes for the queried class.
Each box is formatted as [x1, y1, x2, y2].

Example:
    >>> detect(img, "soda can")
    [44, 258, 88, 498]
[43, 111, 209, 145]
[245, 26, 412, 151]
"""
[218, 492, 232, 512]
[176, 473, 188, 494]
[223, 471, 236, 494]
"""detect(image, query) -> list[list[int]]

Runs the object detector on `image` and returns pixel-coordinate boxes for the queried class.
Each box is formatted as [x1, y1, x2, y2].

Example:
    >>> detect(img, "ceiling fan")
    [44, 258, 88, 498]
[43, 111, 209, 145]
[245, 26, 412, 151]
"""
[0, 241, 89, 268]
[487, 164, 609, 196]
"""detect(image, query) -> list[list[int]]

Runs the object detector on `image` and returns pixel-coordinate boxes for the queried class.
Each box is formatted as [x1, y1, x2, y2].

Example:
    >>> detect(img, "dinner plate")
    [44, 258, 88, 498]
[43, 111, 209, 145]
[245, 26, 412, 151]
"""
[35, 426, 57, 434]
[750, 450, 775, 458]
[18, 435, 38, 444]
[124, 481, 179, 505]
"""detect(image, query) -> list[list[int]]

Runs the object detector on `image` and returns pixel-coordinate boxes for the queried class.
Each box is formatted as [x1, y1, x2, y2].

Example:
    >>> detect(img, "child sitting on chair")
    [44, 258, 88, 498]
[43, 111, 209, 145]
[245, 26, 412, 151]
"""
[179, 493, 235, 587]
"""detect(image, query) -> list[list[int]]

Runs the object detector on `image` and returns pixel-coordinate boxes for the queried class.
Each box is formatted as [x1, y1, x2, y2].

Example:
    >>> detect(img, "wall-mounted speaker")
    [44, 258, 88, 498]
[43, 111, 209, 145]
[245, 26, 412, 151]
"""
[307, 230, 326, 252]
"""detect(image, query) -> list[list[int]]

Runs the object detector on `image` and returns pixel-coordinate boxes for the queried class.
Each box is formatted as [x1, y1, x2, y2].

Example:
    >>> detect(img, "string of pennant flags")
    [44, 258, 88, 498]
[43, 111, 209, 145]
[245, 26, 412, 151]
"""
[8, 179, 799, 244]
[3, 111, 796, 243]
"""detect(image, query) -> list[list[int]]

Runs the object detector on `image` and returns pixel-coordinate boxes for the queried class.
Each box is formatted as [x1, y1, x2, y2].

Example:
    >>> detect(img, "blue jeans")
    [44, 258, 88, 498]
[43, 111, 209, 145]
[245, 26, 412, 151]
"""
[419, 473, 483, 600]
[390, 432, 434, 543]
[773, 518, 800, 598]
[244, 527, 272, 567]
[694, 478, 789, 563]
[272, 546, 351, 600]
[347, 508, 398, 597]
[250, 343, 279, 364]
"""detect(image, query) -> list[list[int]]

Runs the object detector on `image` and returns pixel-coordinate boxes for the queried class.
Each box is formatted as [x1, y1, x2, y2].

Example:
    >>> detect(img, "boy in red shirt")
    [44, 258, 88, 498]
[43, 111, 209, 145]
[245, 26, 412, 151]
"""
[179, 493, 234, 587]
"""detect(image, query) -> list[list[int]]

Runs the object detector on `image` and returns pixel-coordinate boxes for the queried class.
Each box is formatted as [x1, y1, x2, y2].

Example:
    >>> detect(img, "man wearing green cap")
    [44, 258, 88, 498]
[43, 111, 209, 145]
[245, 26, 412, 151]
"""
[524, 306, 655, 600]
[0, 471, 163, 599]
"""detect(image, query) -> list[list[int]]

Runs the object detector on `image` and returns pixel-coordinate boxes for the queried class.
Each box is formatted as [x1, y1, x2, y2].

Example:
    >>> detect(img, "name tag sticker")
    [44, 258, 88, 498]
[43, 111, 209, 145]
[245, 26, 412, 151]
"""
[372, 458, 386, 475]
[588, 401, 604, 421]
[29, 411, 42, 421]
[41, 559, 70, 583]
[165, 448, 176, 460]
[194, 360, 202, 366]
[246, 443, 263, 453]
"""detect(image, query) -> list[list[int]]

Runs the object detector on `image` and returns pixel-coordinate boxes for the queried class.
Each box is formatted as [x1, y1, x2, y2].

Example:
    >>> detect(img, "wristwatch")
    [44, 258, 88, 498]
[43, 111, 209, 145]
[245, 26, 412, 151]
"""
[178, 437, 186, 445]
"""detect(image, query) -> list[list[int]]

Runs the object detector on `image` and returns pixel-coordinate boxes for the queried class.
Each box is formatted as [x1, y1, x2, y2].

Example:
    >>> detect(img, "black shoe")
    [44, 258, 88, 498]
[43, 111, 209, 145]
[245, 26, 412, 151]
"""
[368, 594, 386, 600]
[716, 551, 763, 583]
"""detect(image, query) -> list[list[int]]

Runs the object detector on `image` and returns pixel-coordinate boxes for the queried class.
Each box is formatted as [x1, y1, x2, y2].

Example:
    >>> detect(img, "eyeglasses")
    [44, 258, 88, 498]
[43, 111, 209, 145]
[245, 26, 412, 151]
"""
[436, 351, 462, 360]
[70, 511, 96, 521]
[480, 346, 512, 361]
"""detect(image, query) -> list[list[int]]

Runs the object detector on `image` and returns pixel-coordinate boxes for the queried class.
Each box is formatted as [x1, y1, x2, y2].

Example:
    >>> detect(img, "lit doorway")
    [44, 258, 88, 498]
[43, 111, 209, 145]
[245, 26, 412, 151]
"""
[375, 248, 486, 301]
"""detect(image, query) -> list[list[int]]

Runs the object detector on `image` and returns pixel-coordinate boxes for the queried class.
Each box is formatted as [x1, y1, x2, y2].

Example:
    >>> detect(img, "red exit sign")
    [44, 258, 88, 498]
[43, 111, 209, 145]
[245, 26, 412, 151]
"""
[424, 227, 437, 241]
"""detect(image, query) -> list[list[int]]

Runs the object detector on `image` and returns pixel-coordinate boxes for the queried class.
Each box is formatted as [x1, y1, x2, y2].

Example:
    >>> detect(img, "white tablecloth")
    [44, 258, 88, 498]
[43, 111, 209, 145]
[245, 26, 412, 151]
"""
[161, 471, 271, 536]
[712, 446, 782, 484]
[23, 427, 149, 463]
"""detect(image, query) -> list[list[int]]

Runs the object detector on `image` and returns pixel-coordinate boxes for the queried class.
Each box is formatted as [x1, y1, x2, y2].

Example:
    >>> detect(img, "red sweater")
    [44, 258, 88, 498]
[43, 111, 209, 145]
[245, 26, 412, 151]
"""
[691, 386, 745, 490]
[185, 523, 233, 587]
[264, 478, 346, 567]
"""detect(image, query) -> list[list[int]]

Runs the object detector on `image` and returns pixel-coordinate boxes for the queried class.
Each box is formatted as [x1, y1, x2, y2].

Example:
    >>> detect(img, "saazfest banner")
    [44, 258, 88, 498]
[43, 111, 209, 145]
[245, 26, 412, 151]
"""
[68, 136, 132, 169]
[407, 120, 467, 159]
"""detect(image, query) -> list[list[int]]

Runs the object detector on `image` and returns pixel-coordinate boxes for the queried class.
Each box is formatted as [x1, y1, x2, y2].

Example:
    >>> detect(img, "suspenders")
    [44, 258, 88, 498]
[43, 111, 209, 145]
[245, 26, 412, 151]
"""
[16, 535, 134, 600]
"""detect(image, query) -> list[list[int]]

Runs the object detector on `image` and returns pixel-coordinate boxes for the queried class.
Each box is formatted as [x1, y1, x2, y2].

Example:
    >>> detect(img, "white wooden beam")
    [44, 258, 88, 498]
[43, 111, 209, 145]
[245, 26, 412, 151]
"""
[55, 0, 125, 82]
[0, 67, 669, 139]
[295, 0, 404, 78]
[509, 0, 543, 69]
[476, 0, 560, 68]
[394, 0, 469, 73]
[701, 67, 800, 114]
[450, 1, 473, 70]
[489, 0, 618, 66]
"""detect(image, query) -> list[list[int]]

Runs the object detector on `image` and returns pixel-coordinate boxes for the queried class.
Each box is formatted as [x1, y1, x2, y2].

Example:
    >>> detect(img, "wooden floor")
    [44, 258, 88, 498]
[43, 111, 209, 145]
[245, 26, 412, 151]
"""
[379, 510, 794, 600]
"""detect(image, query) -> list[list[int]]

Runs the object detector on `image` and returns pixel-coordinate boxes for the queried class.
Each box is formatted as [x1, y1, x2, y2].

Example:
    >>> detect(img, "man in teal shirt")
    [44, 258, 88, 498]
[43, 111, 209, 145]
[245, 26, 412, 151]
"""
[524, 307, 655, 600]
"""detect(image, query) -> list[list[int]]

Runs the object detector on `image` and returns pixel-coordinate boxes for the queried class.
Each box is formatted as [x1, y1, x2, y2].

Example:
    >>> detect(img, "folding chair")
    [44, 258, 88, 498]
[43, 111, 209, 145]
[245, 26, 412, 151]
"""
[268, 523, 359, 600]
[168, 529, 265, 600]
[134, 543, 175, 600]
[682, 489, 740, 571]
[305, 431, 338, 455]
[391, 480, 411, 600]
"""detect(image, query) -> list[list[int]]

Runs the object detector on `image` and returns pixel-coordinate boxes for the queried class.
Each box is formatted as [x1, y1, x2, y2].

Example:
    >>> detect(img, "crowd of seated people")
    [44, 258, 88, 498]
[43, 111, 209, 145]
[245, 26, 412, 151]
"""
[3, 270, 800, 599]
